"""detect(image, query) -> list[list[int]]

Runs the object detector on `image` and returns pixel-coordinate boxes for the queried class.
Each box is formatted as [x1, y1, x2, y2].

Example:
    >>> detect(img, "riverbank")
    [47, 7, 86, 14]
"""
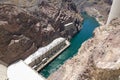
[40, 12, 100, 78]
[73, 0, 111, 25]
[47, 18, 120, 80]
[84, 7, 107, 25]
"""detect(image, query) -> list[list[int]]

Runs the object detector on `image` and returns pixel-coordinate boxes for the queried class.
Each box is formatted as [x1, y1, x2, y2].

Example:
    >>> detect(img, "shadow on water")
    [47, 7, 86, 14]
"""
[39, 12, 100, 78]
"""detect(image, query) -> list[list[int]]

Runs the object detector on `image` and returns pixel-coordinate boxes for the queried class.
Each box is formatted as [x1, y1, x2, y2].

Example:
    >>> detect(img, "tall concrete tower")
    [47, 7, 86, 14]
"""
[107, 0, 120, 25]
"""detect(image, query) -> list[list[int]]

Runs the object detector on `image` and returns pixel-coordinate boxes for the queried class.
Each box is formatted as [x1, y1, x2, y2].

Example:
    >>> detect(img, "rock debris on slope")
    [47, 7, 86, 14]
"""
[0, 1, 82, 64]
[48, 18, 120, 80]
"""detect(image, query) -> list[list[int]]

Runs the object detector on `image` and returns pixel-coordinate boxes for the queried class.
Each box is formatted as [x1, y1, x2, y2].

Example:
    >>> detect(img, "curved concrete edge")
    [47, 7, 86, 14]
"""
[7, 60, 46, 80]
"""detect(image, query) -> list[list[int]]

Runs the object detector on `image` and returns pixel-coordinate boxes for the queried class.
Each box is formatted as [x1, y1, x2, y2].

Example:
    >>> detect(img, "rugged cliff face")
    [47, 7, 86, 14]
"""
[73, 0, 111, 24]
[1, 0, 111, 24]
[48, 18, 120, 80]
[0, 0, 114, 69]
[0, 0, 82, 65]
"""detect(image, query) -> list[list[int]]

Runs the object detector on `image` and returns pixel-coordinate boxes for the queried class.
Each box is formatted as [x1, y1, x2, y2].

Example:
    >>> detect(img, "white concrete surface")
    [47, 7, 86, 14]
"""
[64, 22, 73, 27]
[0, 64, 7, 80]
[107, 0, 120, 25]
[7, 60, 45, 80]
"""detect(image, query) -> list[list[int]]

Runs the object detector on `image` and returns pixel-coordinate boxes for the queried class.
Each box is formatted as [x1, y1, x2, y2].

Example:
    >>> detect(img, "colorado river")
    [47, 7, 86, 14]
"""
[39, 12, 100, 78]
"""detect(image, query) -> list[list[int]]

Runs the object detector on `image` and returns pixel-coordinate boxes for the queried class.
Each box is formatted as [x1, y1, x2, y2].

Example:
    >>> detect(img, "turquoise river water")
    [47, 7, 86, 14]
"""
[39, 12, 100, 78]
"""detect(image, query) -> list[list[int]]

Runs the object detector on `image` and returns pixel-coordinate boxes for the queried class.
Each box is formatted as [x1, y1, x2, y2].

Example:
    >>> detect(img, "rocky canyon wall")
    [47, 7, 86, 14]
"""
[0, 0, 82, 65]
[48, 18, 120, 80]
[0, 0, 114, 71]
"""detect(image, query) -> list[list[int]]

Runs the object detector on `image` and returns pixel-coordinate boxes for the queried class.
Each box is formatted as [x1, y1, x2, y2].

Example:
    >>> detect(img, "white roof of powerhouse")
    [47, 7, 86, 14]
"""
[64, 22, 73, 27]
[24, 37, 65, 64]
[7, 60, 45, 80]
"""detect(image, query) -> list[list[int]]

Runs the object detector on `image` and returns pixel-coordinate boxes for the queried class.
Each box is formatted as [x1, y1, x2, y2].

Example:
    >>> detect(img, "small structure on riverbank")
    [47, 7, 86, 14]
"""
[64, 20, 82, 33]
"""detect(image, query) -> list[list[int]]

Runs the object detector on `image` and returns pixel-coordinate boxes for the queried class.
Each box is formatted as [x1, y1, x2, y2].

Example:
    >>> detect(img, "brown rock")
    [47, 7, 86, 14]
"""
[48, 18, 120, 80]
[0, 2, 82, 65]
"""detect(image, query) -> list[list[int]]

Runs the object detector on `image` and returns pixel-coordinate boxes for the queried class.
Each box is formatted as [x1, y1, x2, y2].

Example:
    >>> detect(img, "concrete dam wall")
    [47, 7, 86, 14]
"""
[107, 0, 120, 25]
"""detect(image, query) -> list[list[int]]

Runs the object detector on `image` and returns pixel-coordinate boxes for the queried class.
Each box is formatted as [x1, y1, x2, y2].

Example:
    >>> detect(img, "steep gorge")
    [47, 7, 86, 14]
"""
[48, 18, 120, 80]
[0, 0, 119, 80]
